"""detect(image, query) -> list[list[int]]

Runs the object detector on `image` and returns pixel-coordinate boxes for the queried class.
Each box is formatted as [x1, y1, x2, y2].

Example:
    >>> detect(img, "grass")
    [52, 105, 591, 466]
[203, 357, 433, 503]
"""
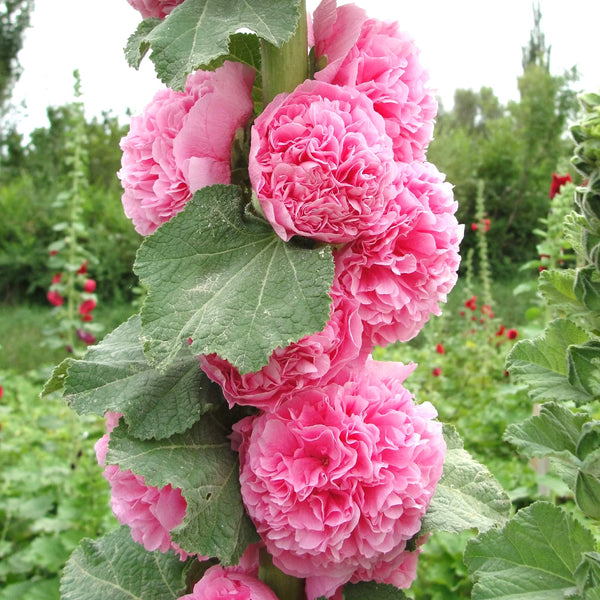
[0, 301, 136, 373]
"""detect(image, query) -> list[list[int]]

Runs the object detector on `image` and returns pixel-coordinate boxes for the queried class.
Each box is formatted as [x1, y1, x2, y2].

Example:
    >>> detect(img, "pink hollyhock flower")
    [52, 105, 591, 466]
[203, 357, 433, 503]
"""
[119, 61, 254, 235]
[506, 328, 518, 340]
[200, 292, 366, 411]
[126, 0, 184, 19]
[47, 290, 64, 307]
[313, 1, 437, 163]
[333, 161, 462, 350]
[178, 565, 279, 600]
[431, 367, 442, 377]
[95, 412, 190, 559]
[83, 278, 96, 293]
[249, 79, 397, 243]
[52, 273, 62, 284]
[233, 359, 445, 600]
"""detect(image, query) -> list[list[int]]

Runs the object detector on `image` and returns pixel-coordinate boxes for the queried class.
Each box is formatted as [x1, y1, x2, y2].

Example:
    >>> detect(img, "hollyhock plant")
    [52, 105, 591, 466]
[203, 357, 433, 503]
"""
[126, 0, 184, 19]
[233, 359, 445, 600]
[47, 290, 64, 307]
[333, 161, 462, 349]
[95, 412, 190, 559]
[313, 0, 437, 163]
[200, 292, 366, 411]
[178, 565, 279, 600]
[119, 61, 254, 235]
[249, 79, 397, 243]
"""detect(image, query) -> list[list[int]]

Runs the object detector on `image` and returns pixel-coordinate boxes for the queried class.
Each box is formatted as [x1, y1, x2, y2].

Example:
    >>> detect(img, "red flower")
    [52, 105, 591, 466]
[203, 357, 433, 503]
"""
[484, 218, 490, 232]
[540, 254, 551, 260]
[52, 273, 62, 284]
[432, 367, 442, 377]
[77, 261, 89, 275]
[549, 173, 572, 199]
[459, 310, 466, 317]
[81, 314, 93, 322]
[0, 385, 3, 399]
[47, 290, 64, 307]
[495, 324, 505, 336]
[471, 223, 478, 231]
[79, 299, 96, 315]
[76, 329, 96, 345]
[49, 249, 58, 256]
[481, 304, 494, 318]
[464, 295, 477, 311]
[506, 328, 518, 340]
[83, 278, 96, 293]
[436, 343, 444, 354]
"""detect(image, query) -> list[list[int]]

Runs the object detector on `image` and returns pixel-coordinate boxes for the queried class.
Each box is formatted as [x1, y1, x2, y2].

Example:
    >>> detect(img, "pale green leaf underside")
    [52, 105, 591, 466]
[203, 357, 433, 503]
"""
[465, 501, 596, 600]
[506, 318, 593, 404]
[422, 425, 510, 534]
[60, 527, 189, 600]
[107, 415, 258, 565]
[135, 185, 334, 374]
[146, 0, 302, 89]
[63, 315, 221, 440]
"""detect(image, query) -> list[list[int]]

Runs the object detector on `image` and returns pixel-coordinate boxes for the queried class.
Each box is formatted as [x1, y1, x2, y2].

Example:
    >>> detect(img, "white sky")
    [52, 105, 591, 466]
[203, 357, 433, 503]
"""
[7, 0, 600, 139]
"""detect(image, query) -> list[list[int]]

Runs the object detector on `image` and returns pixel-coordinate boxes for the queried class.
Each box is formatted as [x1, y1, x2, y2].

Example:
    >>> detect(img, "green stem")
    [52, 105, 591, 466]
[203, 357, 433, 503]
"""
[260, 0, 308, 105]
[258, 548, 305, 600]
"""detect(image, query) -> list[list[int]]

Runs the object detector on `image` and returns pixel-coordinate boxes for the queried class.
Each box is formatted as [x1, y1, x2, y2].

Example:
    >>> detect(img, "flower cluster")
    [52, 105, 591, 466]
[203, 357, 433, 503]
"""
[118, 61, 255, 235]
[112, 0, 461, 597]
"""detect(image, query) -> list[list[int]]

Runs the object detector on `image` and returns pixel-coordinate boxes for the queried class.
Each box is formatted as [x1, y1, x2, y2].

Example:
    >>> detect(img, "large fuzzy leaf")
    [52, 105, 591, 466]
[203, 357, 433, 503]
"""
[421, 426, 510, 534]
[107, 413, 259, 565]
[135, 185, 334, 375]
[62, 315, 221, 440]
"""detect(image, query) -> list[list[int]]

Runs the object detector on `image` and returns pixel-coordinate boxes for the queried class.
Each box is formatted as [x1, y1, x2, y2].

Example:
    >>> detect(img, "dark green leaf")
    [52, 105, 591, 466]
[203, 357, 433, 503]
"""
[60, 527, 190, 600]
[107, 413, 258, 564]
[575, 450, 600, 519]
[465, 501, 596, 600]
[506, 318, 593, 404]
[146, 0, 301, 89]
[421, 425, 510, 534]
[63, 315, 220, 440]
[135, 185, 334, 374]
[343, 581, 409, 599]
[124, 18, 161, 69]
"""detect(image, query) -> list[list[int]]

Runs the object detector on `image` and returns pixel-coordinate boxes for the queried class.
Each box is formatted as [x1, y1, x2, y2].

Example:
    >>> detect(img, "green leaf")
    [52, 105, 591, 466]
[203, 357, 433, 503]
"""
[343, 581, 409, 599]
[575, 552, 600, 597]
[60, 527, 189, 600]
[506, 318, 594, 404]
[567, 341, 600, 397]
[464, 501, 597, 600]
[63, 315, 220, 440]
[421, 425, 510, 534]
[575, 449, 600, 519]
[538, 269, 581, 313]
[503, 402, 589, 462]
[145, 0, 302, 89]
[41, 357, 73, 397]
[574, 266, 600, 312]
[125, 18, 162, 69]
[107, 412, 259, 564]
[135, 185, 334, 374]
